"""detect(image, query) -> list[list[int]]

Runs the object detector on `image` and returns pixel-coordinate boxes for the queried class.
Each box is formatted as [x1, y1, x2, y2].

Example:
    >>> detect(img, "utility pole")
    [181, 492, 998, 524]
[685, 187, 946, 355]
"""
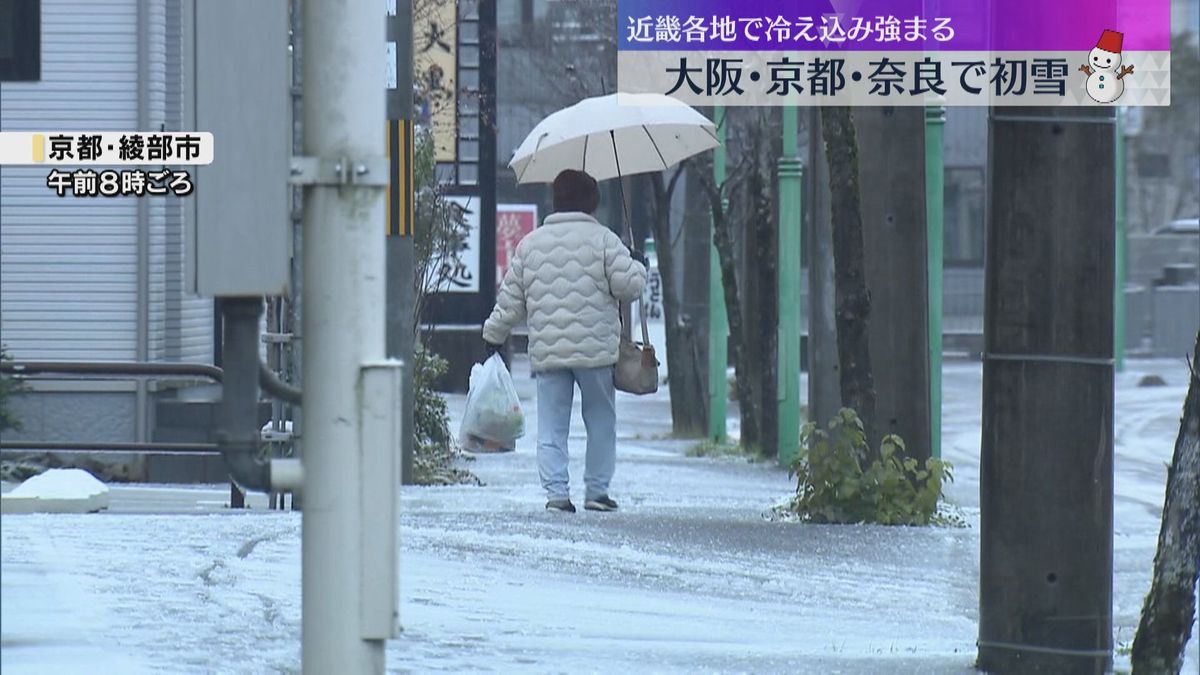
[387, 0, 416, 483]
[855, 107, 931, 459]
[978, 106, 1115, 674]
[708, 106, 728, 443]
[777, 106, 802, 465]
[925, 105, 945, 458]
[807, 107, 841, 429]
[288, 0, 306, 510]
[300, 0, 399, 670]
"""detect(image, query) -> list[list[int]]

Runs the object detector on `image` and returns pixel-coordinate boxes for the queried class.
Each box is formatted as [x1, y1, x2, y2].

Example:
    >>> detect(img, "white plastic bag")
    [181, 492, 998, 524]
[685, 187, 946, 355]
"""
[459, 353, 525, 450]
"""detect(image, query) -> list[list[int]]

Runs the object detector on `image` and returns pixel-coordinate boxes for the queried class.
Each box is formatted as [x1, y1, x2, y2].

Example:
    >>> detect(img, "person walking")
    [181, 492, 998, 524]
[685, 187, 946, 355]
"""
[482, 169, 647, 512]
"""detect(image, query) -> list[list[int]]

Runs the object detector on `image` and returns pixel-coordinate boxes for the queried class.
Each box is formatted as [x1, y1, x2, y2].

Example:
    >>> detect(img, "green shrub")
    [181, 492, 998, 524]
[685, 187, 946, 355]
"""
[412, 346, 479, 486]
[402, 117, 477, 486]
[786, 408, 953, 526]
[414, 347, 451, 452]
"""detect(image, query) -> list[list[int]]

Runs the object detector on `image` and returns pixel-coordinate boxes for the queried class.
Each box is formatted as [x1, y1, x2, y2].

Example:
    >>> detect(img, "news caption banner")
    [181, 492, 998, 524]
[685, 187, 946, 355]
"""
[0, 132, 214, 196]
[616, 0, 1172, 106]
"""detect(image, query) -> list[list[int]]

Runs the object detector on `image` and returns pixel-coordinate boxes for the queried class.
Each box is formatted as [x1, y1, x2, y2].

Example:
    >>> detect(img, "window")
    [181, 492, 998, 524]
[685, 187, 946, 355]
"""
[0, 0, 40, 82]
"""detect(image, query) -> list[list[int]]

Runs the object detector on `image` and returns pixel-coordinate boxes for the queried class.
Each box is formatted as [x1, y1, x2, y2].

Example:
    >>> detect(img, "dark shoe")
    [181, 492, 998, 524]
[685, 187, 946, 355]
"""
[545, 499, 576, 513]
[584, 495, 619, 512]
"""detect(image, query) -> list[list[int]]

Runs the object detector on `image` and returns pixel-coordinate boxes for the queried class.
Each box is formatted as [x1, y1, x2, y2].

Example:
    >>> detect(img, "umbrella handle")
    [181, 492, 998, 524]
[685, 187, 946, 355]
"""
[610, 130, 651, 346]
[610, 130, 636, 251]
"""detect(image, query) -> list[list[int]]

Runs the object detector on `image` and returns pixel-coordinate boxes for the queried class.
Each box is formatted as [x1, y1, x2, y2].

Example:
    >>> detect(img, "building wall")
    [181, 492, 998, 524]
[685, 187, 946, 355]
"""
[163, 0, 212, 362]
[1173, 0, 1200, 38]
[943, 107, 988, 267]
[2, 0, 143, 361]
[1, 0, 212, 443]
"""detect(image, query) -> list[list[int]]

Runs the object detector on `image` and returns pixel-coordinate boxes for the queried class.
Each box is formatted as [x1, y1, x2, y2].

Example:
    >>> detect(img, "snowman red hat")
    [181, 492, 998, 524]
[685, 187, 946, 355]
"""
[1095, 30, 1124, 53]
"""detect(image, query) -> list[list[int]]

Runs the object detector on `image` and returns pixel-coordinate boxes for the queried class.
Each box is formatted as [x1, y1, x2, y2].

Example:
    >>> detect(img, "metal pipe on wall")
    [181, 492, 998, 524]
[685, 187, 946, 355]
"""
[707, 106, 728, 442]
[0, 360, 224, 381]
[216, 298, 271, 493]
[259, 360, 302, 404]
[777, 106, 802, 465]
[135, 0, 151, 443]
[1, 442, 218, 453]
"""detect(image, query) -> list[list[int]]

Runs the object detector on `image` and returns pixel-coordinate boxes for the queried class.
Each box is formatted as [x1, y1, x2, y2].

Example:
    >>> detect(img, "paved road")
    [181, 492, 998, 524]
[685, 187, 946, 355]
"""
[2, 358, 1197, 673]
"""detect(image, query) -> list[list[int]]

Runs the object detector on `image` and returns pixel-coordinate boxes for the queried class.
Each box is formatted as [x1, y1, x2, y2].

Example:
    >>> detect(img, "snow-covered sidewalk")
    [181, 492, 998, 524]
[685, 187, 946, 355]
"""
[2, 358, 1197, 673]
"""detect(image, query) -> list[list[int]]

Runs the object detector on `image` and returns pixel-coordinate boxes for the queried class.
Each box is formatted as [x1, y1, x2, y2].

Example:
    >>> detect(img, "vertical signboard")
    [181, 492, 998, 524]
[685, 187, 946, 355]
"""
[641, 258, 664, 322]
[414, 0, 457, 163]
[424, 194, 482, 294]
[495, 204, 537, 290]
[421, 0, 497, 334]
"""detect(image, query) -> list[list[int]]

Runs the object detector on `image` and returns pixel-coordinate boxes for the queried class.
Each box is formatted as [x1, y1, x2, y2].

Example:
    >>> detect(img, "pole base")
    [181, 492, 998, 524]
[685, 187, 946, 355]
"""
[978, 641, 1111, 675]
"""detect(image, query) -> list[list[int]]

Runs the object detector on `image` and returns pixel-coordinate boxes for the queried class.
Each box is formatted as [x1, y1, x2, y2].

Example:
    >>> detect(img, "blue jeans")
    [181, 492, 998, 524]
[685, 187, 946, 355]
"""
[535, 366, 617, 502]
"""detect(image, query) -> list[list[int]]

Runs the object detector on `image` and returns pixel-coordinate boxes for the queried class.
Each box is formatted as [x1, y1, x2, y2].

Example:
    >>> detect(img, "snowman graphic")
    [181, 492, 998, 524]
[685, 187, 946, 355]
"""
[1079, 29, 1134, 104]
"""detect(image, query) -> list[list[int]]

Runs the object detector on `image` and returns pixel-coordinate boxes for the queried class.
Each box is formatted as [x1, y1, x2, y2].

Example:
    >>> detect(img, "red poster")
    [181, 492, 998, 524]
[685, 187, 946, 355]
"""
[495, 204, 537, 291]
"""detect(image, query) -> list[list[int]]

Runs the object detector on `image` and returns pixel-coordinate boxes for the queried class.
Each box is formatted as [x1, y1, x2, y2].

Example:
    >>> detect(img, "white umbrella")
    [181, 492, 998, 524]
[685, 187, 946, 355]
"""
[509, 93, 718, 185]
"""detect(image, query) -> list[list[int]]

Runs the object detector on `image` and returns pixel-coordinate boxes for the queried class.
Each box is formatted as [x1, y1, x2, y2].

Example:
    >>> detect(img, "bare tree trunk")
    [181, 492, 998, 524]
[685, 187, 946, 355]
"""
[703, 164, 750, 446]
[754, 183, 779, 458]
[735, 127, 778, 456]
[854, 108, 930, 462]
[1132, 330, 1200, 675]
[649, 170, 707, 437]
[692, 106, 786, 455]
[700, 109, 785, 456]
[738, 163, 765, 452]
[820, 105, 877, 453]
[807, 108, 842, 429]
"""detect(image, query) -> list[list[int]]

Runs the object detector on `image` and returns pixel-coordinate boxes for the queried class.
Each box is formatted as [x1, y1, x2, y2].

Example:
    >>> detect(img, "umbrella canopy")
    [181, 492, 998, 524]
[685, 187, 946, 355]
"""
[509, 93, 718, 184]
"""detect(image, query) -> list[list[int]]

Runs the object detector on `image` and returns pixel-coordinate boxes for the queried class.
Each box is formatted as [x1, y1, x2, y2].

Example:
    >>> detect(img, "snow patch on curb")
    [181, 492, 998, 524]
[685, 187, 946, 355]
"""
[1, 469, 110, 514]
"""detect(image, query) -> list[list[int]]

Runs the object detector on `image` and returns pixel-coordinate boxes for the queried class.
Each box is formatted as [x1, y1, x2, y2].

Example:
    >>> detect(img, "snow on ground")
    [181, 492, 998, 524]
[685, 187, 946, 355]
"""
[2, 468, 111, 514]
[2, 357, 1198, 673]
[6, 469, 109, 501]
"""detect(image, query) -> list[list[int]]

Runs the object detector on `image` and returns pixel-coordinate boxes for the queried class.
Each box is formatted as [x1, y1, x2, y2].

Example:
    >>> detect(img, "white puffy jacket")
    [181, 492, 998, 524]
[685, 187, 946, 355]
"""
[483, 211, 646, 372]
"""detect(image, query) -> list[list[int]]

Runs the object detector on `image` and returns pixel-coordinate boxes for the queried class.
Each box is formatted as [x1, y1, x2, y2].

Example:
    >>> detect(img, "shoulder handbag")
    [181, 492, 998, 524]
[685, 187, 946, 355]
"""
[615, 300, 659, 394]
[613, 200, 659, 395]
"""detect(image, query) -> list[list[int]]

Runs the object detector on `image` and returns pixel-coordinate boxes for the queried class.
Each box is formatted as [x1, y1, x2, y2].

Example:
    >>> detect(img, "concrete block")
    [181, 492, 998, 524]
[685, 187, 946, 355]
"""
[1152, 285, 1200, 357]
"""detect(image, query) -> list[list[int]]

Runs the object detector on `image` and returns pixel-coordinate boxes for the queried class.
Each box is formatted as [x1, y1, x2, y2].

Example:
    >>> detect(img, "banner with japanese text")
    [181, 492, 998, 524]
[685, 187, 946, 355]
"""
[495, 204, 537, 292]
[425, 195, 481, 294]
[617, 0, 1172, 105]
[415, 0, 458, 159]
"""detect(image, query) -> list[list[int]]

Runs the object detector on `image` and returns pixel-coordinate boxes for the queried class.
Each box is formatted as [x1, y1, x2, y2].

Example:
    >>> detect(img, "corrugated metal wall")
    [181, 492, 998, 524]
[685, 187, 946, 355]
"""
[0, 0, 211, 364]
[148, 0, 168, 362]
[1, 0, 141, 360]
[163, 0, 211, 362]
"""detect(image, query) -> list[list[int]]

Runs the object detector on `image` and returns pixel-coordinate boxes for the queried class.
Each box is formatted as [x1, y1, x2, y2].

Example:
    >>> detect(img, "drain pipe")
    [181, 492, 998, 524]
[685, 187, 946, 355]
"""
[217, 297, 303, 493]
[217, 297, 271, 492]
[259, 360, 303, 404]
